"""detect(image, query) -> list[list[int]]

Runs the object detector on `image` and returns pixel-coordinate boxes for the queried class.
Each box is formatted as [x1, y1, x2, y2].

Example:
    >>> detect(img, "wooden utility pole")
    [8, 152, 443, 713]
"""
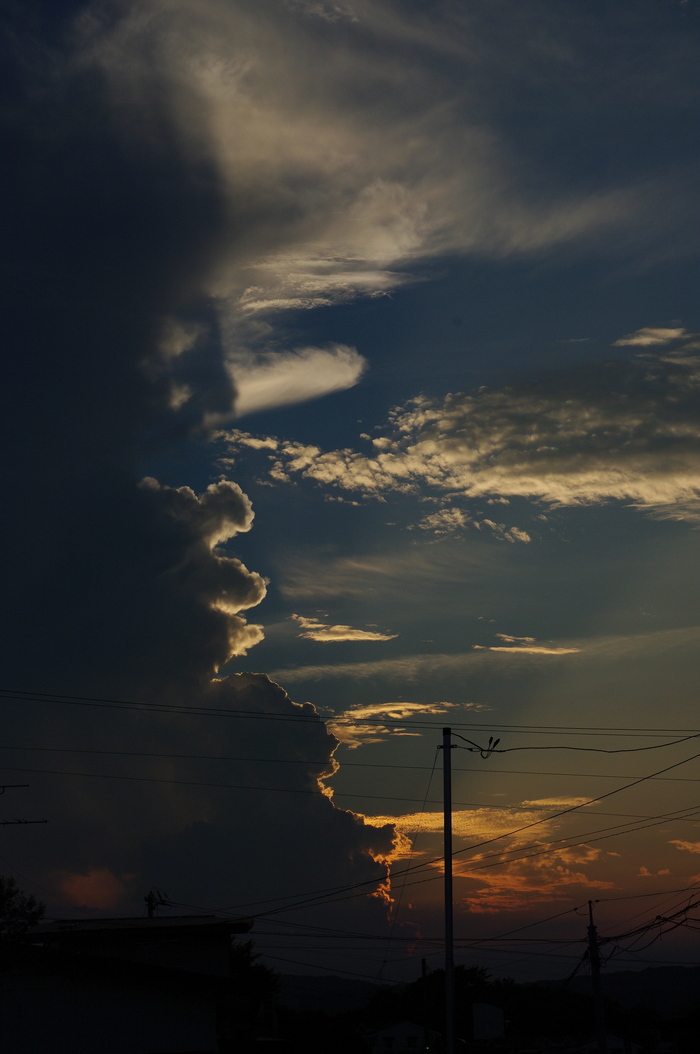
[587, 900, 608, 1054]
[442, 728, 455, 1054]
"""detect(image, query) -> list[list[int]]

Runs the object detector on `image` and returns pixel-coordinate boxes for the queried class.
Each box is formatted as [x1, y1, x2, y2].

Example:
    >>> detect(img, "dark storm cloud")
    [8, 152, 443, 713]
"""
[138, 673, 400, 916]
[0, 0, 403, 925]
[0, 0, 240, 693]
[36, 673, 401, 926]
[4, 0, 700, 956]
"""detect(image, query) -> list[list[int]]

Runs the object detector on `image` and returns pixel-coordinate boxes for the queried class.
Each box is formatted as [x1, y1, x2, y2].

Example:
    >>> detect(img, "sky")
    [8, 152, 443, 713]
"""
[3, 0, 700, 985]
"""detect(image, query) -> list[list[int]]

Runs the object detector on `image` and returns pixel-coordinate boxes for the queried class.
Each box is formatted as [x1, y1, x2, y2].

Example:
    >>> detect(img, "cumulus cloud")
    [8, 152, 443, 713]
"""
[414, 505, 531, 542]
[0, 0, 408, 928]
[37, 673, 404, 930]
[55, 868, 136, 912]
[416, 507, 472, 535]
[292, 614, 398, 642]
[6, 0, 700, 958]
[224, 348, 700, 519]
[478, 520, 532, 544]
[132, 674, 403, 917]
[136, 478, 267, 663]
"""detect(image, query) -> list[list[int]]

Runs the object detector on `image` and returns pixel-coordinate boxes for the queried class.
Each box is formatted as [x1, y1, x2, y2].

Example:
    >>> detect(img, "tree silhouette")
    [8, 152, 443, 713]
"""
[0, 875, 45, 941]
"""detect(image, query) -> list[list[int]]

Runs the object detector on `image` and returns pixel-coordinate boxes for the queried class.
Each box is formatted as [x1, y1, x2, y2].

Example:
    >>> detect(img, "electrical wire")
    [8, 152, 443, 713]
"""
[10, 684, 700, 952]
[3, 687, 700, 738]
[8, 759, 700, 825]
[388, 804, 700, 900]
[253, 796, 700, 919]
[6, 744, 700, 790]
[152, 744, 700, 922]
[599, 882, 700, 903]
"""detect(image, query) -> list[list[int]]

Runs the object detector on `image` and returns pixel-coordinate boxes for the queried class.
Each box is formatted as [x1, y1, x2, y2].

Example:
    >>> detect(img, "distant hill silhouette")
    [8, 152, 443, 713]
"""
[278, 974, 380, 1014]
[540, 965, 700, 1017]
[279, 965, 700, 1019]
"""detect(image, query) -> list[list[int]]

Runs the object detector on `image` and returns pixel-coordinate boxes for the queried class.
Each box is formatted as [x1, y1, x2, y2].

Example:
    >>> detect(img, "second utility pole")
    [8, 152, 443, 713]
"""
[442, 727, 455, 1054]
[588, 900, 608, 1054]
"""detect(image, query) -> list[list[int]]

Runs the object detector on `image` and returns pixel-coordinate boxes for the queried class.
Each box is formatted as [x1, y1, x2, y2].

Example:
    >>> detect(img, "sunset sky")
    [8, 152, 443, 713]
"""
[3, 0, 700, 984]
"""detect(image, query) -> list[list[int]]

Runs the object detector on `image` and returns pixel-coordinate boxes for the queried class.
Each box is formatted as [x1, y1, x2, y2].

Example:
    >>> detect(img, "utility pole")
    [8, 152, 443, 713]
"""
[587, 900, 608, 1054]
[442, 727, 455, 1054]
[421, 958, 429, 1054]
[438, 728, 498, 1054]
[145, 888, 170, 918]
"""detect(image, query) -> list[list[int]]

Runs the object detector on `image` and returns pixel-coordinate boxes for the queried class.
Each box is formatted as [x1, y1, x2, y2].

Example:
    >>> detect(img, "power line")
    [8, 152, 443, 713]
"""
[12, 688, 700, 935]
[454, 805, 700, 879]
[170, 899, 586, 947]
[343, 804, 700, 913]
[492, 737, 700, 755]
[0, 819, 47, 826]
[446, 745, 700, 866]
[394, 802, 700, 896]
[3, 687, 700, 738]
[4, 744, 700, 786]
[7, 762, 700, 826]
[598, 880, 700, 934]
[599, 882, 700, 903]
[160, 744, 700, 921]
[255, 797, 700, 920]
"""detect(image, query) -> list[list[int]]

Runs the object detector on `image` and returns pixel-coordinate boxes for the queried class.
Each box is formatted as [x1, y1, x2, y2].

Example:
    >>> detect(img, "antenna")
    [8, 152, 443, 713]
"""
[0, 785, 46, 825]
[145, 888, 171, 918]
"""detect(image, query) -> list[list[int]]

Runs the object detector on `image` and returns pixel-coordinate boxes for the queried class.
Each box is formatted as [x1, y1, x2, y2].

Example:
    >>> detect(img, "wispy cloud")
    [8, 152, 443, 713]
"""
[291, 613, 398, 642]
[269, 623, 700, 682]
[270, 544, 497, 602]
[473, 635, 581, 656]
[269, 644, 581, 684]
[233, 345, 366, 417]
[455, 845, 613, 912]
[613, 327, 689, 347]
[478, 646, 579, 654]
[368, 801, 611, 910]
[329, 700, 466, 748]
[83, 0, 700, 435]
[224, 346, 700, 520]
[370, 798, 591, 839]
